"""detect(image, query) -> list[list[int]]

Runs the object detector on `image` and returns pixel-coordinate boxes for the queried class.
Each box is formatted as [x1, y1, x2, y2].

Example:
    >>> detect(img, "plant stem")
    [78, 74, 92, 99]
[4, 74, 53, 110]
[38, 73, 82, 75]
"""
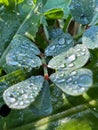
[63, 14, 72, 32]
[40, 53, 49, 80]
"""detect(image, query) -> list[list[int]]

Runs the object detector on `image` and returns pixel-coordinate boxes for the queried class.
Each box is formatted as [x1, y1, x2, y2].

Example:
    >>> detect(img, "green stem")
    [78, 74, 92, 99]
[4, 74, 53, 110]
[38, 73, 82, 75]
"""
[63, 14, 72, 33]
[73, 30, 84, 41]
[40, 53, 49, 79]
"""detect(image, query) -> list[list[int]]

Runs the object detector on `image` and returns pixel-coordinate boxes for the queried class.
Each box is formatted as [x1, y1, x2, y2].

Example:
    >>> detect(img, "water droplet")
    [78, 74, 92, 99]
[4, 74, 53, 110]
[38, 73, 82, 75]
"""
[66, 77, 72, 83]
[17, 12, 20, 16]
[70, 71, 77, 76]
[80, 52, 85, 56]
[77, 74, 92, 87]
[50, 45, 56, 50]
[68, 63, 74, 67]
[58, 38, 65, 45]
[56, 79, 65, 83]
[19, 101, 24, 106]
[66, 55, 76, 63]
[8, 97, 16, 103]
[83, 48, 86, 52]
[77, 53, 81, 57]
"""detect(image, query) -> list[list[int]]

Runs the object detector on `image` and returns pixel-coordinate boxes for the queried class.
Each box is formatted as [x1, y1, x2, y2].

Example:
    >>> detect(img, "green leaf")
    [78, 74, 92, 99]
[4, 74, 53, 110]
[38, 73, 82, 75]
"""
[44, 8, 64, 19]
[0, 6, 20, 57]
[50, 68, 93, 96]
[0, 1, 35, 57]
[3, 75, 44, 109]
[90, 0, 98, 25]
[31, 80, 52, 116]
[69, 0, 95, 25]
[45, 33, 74, 56]
[82, 26, 98, 49]
[0, 69, 32, 107]
[48, 44, 90, 70]
[0, 0, 24, 6]
[42, 0, 71, 19]
[0, 35, 42, 73]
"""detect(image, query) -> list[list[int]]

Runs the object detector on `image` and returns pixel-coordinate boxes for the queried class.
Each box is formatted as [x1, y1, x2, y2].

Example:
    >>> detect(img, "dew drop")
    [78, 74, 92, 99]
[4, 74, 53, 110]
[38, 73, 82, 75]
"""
[50, 45, 56, 50]
[70, 71, 77, 76]
[77, 74, 92, 87]
[8, 97, 16, 103]
[66, 55, 76, 63]
[19, 101, 24, 106]
[66, 77, 73, 83]
[56, 79, 65, 83]
[58, 38, 65, 45]
[68, 63, 74, 67]
[80, 52, 85, 56]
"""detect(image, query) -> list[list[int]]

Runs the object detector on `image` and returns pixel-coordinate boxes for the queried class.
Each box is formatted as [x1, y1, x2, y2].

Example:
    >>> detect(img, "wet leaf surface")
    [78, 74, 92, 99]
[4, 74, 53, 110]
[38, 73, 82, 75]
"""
[45, 33, 74, 56]
[50, 68, 93, 96]
[82, 26, 98, 49]
[3, 75, 44, 109]
[48, 44, 90, 70]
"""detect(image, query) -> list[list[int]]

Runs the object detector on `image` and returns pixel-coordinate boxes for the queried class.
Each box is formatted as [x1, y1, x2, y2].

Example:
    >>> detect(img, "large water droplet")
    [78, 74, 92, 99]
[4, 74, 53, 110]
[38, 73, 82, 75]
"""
[65, 54, 76, 63]
[78, 74, 92, 87]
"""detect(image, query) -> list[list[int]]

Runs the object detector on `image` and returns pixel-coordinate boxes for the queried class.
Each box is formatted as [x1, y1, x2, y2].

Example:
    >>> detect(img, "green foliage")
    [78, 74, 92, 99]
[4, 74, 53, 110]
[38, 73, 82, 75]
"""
[0, 0, 98, 130]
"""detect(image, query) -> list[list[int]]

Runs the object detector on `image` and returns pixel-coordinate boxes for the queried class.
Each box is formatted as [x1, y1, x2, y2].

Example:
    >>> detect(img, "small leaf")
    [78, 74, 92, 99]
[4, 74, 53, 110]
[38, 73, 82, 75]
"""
[1, 35, 42, 72]
[45, 33, 74, 56]
[69, 0, 95, 25]
[44, 9, 63, 19]
[42, 0, 70, 18]
[3, 75, 44, 109]
[82, 26, 98, 49]
[50, 68, 93, 96]
[48, 44, 90, 70]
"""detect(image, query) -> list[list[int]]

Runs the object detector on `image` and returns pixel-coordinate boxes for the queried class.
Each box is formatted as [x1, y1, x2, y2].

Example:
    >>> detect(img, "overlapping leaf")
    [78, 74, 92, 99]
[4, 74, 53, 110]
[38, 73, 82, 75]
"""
[82, 26, 98, 49]
[69, 0, 95, 25]
[31, 80, 52, 116]
[45, 33, 74, 56]
[48, 44, 90, 70]
[42, 0, 70, 19]
[3, 75, 44, 109]
[0, 35, 42, 73]
[50, 68, 93, 96]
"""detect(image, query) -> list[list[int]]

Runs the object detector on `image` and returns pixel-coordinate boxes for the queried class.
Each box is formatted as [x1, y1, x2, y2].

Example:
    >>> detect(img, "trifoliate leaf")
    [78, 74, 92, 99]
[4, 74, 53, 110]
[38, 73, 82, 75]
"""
[48, 44, 90, 70]
[45, 33, 74, 56]
[1, 35, 42, 72]
[69, 0, 95, 25]
[3, 75, 44, 109]
[50, 68, 93, 96]
[82, 26, 98, 49]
